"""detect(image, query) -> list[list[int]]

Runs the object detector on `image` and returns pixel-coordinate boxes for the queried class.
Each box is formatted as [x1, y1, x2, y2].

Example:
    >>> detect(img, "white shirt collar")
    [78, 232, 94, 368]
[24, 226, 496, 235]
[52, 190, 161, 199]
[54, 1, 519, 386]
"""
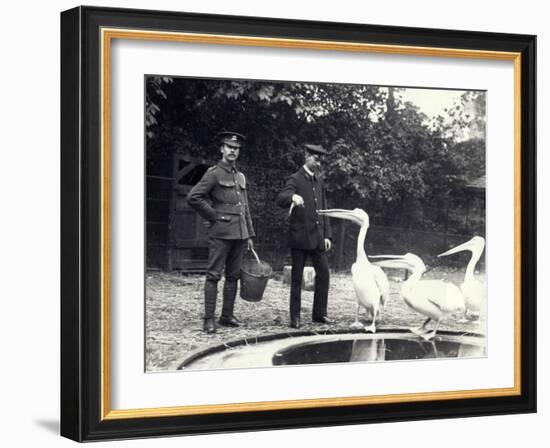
[303, 165, 315, 177]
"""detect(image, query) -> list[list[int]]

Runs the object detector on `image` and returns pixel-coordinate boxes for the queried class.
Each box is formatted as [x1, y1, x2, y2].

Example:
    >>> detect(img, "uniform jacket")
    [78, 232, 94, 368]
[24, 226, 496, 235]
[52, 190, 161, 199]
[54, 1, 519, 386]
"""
[276, 167, 332, 250]
[187, 160, 255, 240]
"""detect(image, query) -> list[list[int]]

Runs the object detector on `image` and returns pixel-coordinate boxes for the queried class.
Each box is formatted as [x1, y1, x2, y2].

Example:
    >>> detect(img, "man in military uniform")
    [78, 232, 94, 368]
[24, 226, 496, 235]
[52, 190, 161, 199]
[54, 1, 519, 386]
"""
[187, 131, 255, 334]
[276, 144, 332, 329]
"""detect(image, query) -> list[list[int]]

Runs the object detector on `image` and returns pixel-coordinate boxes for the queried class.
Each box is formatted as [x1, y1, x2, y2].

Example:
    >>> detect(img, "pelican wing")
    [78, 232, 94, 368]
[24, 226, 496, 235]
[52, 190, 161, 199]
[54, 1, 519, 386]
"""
[421, 281, 465, 313]
[409, 280, 465, 314]
[461, 278, 486, 311]
[372, 265, 390, 306]
[424, 296, 444, 312]
[351, 263, 384, 310]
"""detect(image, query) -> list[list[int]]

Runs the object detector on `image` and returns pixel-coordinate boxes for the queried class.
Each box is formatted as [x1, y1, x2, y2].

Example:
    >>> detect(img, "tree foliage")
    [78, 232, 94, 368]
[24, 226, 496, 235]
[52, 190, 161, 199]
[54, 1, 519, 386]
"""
[146, 77, 485, 233]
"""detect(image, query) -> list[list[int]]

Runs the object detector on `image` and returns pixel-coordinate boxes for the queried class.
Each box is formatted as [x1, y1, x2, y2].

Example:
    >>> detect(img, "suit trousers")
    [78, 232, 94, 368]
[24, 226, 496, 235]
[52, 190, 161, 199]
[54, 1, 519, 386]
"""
[290, 248, 330, 320]
[204, 238, 246, 318]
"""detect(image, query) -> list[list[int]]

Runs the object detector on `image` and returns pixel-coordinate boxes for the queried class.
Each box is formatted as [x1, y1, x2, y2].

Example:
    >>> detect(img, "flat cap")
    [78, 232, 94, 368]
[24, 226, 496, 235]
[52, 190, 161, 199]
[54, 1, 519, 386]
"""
[304, 143, 327, 155]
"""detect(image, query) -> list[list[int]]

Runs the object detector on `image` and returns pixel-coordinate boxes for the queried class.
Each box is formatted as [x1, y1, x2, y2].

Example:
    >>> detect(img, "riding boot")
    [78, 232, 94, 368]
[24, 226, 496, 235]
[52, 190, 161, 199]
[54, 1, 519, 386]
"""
[203, 280, 218, 333]
[204, 279, 218, 318]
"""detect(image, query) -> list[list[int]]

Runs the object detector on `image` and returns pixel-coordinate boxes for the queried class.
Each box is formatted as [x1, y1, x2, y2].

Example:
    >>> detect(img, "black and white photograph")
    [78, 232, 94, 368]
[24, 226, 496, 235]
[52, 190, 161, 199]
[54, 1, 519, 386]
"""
[145, 76, 487, 372]
[0, 0, 543, 445]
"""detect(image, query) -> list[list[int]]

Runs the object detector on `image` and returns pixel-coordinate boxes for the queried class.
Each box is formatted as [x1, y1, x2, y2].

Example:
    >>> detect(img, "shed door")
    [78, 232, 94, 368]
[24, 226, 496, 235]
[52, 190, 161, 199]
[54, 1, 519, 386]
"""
[169, 160, 212, 271]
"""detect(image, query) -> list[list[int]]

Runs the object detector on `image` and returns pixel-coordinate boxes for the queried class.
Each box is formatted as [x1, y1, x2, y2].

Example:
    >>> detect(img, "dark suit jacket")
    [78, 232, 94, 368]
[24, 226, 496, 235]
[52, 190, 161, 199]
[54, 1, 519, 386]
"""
[276, 167, 331, 250]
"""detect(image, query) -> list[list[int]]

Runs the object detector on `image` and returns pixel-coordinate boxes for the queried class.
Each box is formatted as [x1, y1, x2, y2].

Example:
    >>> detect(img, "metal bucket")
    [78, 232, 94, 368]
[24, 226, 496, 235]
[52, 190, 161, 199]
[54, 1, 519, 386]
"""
[240, 248, 272, 302]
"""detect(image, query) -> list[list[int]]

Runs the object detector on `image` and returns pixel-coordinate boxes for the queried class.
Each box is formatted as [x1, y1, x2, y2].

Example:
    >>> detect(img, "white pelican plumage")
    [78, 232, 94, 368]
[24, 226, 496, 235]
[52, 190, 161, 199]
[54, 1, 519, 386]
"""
[317, 208, 389, 332]
[438, 236, 486, 322]
[371, 253, 465, 340]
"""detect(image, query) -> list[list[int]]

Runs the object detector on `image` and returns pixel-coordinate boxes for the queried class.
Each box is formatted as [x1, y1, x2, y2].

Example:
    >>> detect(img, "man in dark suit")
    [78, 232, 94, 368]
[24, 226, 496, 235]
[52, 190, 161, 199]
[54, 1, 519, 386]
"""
[187, 131, 255, 334]
[276, 144, 332, 329]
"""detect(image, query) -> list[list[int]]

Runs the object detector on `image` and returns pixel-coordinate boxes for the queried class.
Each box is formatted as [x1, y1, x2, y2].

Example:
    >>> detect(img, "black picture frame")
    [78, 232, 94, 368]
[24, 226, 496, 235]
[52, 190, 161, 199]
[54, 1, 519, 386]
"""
[61, 5, 536, 442]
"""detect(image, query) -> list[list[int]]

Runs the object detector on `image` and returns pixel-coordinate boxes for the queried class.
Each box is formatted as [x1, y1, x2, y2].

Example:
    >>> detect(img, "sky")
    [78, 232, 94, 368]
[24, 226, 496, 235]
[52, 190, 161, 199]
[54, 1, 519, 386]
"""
[398, 88, 464, 120]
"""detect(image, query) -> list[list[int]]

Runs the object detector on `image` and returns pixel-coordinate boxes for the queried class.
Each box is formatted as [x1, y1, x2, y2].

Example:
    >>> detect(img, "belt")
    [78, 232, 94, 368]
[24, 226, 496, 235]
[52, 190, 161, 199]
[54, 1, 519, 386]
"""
[214, 203, 244, 215]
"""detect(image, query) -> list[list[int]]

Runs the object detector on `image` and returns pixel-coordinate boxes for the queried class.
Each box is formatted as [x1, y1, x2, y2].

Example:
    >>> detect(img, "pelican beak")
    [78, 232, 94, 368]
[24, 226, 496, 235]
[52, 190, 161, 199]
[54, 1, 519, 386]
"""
[438, 239, 475, 257]
[369, 254, 410, 270]
[317, 208, 363, 226]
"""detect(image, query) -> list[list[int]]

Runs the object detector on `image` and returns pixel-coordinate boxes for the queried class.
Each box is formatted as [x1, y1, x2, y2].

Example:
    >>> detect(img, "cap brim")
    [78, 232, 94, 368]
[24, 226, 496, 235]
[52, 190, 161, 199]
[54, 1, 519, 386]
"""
[217, 131, 247, 141]
[304, 144, 327, 155]
[223, 142, 242, 148]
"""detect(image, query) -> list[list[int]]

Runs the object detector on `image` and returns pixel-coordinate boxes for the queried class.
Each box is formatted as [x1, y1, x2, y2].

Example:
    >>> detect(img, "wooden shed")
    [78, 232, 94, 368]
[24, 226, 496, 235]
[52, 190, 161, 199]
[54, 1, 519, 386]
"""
[146, 151, 290, 272]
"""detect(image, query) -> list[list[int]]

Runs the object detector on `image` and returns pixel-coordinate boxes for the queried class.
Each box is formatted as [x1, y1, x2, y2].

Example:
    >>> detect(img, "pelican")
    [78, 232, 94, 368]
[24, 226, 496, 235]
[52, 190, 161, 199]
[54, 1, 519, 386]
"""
[438, 236, 486, 322]
[317, 208, 389, 332]
[370, 253, 465, 340]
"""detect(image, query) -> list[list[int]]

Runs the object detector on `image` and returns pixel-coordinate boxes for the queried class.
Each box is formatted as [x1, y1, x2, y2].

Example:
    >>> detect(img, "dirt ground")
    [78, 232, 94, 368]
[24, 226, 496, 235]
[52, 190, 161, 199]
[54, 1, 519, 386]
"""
[145, 267, 485, 371]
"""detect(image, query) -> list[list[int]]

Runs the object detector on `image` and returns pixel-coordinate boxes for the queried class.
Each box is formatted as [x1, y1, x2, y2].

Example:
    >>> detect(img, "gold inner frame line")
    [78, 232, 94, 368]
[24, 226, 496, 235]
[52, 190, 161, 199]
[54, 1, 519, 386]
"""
[100, 27, 522, 421]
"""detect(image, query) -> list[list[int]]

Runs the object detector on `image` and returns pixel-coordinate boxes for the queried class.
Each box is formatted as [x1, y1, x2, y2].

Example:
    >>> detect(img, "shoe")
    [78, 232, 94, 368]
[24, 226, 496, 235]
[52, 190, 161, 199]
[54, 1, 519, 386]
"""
[203, 317, 216, 334]
[312, 316, 333, 324]
[218, 315, 240, 327]
[290, 317, 301, 329]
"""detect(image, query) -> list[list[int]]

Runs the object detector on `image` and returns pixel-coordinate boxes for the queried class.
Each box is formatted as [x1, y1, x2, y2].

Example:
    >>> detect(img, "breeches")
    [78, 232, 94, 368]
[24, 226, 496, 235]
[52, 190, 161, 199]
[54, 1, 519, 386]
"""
[204, 238, 246, 318]
[206, 238, 246, 282]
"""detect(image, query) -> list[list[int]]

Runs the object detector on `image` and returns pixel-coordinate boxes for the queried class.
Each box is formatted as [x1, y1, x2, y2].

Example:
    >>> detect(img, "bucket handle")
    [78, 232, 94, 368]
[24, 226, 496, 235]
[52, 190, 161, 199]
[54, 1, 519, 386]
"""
[249, 247, 261, 266]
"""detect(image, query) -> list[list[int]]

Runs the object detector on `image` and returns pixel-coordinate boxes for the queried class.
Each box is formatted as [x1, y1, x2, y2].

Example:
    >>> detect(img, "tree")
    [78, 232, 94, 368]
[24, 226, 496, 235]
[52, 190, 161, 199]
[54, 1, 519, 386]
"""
[146, 78, 485, 234]
[145, 76, 172, 139]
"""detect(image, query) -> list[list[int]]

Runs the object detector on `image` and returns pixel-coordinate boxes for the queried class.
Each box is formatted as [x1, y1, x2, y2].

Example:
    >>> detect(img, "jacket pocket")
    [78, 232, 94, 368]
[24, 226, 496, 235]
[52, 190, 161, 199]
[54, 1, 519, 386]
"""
[218, 180, 236, 203]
